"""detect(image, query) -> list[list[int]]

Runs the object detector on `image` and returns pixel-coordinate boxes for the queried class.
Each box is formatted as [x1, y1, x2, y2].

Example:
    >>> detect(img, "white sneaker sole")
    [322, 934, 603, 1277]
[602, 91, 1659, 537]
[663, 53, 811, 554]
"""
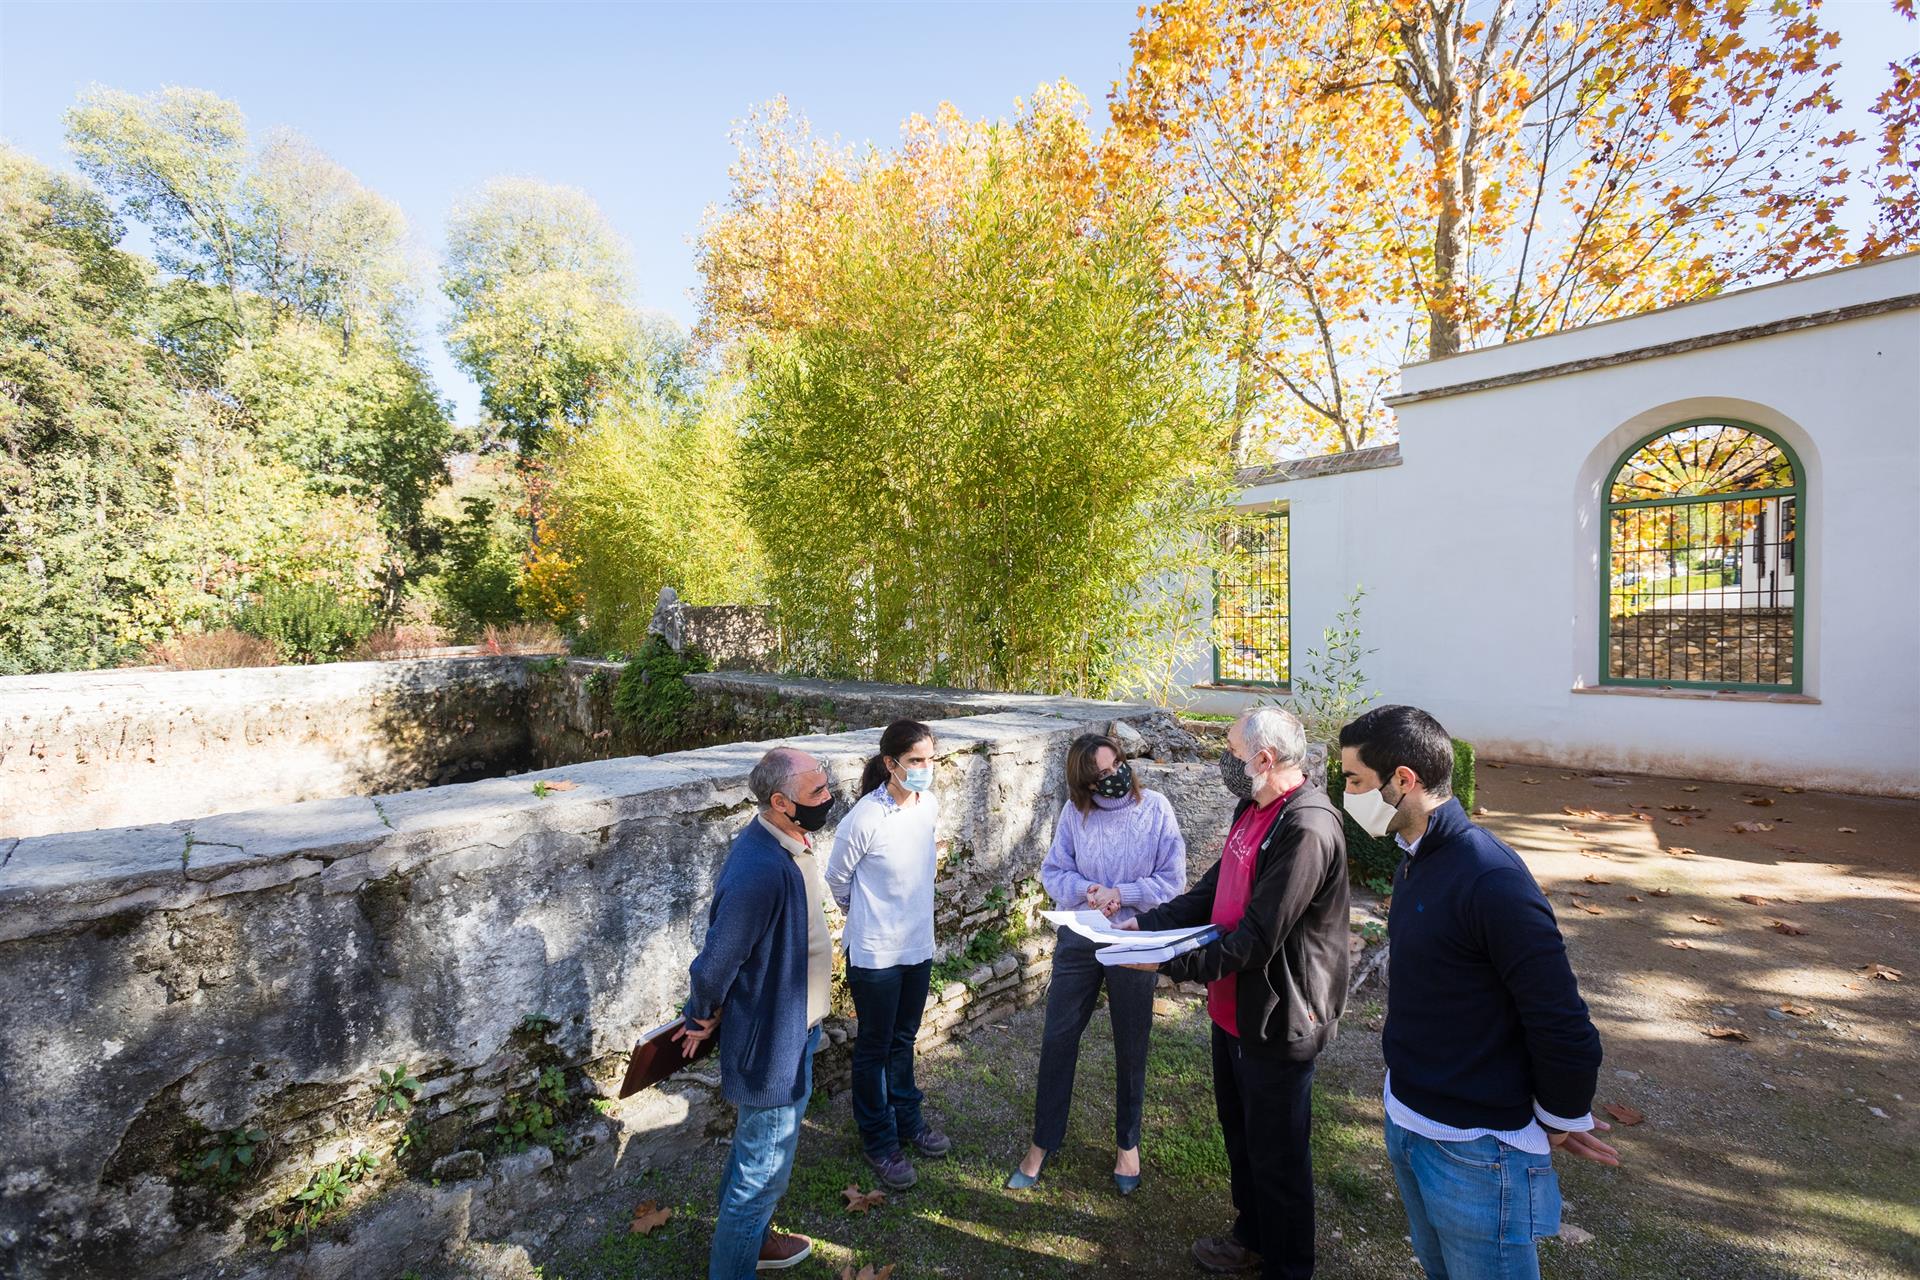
[756, 1239, 813, 1271]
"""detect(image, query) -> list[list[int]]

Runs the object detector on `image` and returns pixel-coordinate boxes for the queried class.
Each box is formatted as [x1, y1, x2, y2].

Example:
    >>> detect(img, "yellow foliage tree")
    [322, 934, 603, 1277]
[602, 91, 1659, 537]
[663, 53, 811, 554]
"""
[1117, 0, 1901, 461]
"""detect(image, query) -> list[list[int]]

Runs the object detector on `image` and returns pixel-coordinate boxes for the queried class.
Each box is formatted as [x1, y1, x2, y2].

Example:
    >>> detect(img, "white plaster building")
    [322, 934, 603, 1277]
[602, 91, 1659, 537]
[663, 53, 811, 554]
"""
[1177, 253, 1920, 797]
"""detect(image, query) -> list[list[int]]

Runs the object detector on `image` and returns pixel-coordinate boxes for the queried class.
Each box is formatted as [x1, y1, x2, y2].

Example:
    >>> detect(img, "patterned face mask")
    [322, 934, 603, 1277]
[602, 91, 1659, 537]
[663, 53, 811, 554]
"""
[1219, 749, 1256, 800]
[1092, 762, 1134, 799]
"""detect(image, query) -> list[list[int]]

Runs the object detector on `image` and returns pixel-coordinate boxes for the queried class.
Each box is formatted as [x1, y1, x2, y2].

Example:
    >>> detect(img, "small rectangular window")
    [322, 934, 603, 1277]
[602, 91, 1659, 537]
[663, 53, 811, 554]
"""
[1213, 510, 1290, 687]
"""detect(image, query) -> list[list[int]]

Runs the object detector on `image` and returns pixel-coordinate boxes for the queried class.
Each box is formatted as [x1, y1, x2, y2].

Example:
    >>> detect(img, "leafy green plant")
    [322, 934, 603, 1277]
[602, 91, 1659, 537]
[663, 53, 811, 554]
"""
[427, 494, 529, 633]
[237, 578, 376, 663]
[611, 636, 715, 751]
[494, 1066, 569, 1154]
[268, 1149, 379, 1251]
[373, 1065, 422, 1118]
[188, 1126, 268, 1188]
[1280, 585, 1377, 751]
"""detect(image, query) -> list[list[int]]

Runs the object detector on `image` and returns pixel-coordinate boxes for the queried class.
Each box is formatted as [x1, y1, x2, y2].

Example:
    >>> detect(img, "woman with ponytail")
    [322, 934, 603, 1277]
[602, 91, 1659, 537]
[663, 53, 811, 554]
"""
[825, 719, 949, 1190]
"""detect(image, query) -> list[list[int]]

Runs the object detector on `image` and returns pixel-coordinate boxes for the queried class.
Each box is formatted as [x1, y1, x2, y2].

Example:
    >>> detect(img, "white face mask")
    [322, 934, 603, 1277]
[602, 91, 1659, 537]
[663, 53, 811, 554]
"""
[1345, 780, 1401, 838]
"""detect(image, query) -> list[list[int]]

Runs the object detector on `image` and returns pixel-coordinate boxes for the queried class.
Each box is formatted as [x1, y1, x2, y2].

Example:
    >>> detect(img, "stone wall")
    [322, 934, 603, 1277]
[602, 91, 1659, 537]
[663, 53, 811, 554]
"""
[0, 659, 535, 840]
[0, 680, 1210, 1280]
[680, 606, 778, 672]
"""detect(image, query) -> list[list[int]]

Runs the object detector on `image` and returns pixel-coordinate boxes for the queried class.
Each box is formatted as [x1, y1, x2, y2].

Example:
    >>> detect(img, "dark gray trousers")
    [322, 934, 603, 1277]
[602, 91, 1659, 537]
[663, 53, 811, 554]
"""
[1029, 927, 1159, 1151]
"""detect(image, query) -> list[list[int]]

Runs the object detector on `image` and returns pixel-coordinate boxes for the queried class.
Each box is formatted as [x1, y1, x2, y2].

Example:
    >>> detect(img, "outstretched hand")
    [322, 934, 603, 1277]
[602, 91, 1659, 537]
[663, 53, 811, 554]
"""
[1550, 1119, 1620, 1166]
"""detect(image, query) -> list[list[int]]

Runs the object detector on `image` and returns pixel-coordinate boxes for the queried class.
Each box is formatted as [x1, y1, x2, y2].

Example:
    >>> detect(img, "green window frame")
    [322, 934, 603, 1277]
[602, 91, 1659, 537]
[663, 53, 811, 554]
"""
[1212, 508, 1290, 689]
[1600, 418, 1805, 692]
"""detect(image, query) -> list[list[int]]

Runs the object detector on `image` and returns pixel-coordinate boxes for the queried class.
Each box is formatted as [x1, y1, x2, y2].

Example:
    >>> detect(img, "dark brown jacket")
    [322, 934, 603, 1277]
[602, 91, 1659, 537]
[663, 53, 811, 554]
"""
[1136, 779, 1349, 1060]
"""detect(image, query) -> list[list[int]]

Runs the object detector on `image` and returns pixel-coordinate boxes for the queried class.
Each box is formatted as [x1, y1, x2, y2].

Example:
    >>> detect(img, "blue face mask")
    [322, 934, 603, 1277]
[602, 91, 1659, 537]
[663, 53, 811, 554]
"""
[900, 764, 934, 793]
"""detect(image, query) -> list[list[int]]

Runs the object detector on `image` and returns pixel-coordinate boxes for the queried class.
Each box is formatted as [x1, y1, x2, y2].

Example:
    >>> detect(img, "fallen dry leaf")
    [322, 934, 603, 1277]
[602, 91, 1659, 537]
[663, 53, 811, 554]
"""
[1735, 894, 1771, 906]
[1705, 1026, 1751, 1041]
[1837, 827, 1857, 834]
[1681, 785, 1701, 792]
[1669, 847, 1698, 857]
[1779, 1003, 1815, 1017]
[1864, 964, 1904, 982]
[1626, 895, 1643, 902]
[1780, 785, 1803, 794]
[1603, 1102, 1646, 1126]
[1769, 920, 1808, 936]
[1521, 777, 1540, 785]
[1690, 915, 1724, 926]
[1746, 797, 1776, 808]
[1486, 761, 1507, 769]
[842, 1182, 887, 1214]
[629, 1200, 672, 1236]
[1665, 817, 1694, 827]
[1664, 938, 1696, 949]
[1662, 804, 1705, 813]
[1575, 901, 1606, 915]
[1581, 849, 1617, 860]
[1729, 821, 1774, 834]
[1583, 874, 1612, 884]
[839, 1267, 897, 1280]
[1650, 888, 1673, 897]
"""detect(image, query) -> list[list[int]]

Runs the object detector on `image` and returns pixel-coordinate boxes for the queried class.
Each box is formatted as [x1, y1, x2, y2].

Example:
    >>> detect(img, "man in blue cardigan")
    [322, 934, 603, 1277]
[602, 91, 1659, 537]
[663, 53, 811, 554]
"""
[677, 746, 837, 1278]
[1338, 706, 1618, 1280]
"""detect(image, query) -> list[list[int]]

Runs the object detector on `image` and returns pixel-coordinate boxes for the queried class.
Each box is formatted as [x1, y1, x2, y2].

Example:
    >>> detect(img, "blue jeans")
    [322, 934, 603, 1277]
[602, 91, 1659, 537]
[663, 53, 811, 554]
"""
[709, 1024, 821, 1280]
[845, 960, 931, 1158]
[1384, 1117, 1563, 1280]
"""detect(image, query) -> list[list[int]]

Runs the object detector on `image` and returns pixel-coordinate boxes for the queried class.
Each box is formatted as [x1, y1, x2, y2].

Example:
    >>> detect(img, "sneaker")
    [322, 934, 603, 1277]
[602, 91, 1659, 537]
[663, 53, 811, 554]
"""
[865, 1147, 918, 1190]
[756, 1231, 813, 1271]
[909, 1126, 952, 1159]
[1190, 1235, 1261, 1274]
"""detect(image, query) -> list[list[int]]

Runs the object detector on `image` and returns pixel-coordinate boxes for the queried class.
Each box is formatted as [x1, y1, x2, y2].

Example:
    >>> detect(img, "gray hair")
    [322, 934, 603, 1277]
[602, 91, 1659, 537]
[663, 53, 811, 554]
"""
[748, 747, 818, 811]
[1238, 705, 1308, 768]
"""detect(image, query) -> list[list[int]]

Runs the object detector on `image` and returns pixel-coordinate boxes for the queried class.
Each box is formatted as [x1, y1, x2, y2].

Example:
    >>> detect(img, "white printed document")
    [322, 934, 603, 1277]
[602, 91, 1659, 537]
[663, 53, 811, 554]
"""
[1039, 910, 1220, 968]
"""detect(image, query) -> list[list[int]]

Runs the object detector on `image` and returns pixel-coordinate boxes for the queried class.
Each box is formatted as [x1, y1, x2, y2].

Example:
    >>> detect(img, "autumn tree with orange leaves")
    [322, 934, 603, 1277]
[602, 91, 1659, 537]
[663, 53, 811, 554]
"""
[1117, 0, 1913, 461]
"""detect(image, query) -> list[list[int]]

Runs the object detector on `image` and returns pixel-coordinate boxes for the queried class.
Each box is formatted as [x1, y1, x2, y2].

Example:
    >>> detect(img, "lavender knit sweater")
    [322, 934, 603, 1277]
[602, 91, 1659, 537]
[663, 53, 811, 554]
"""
[1039, 789, 1188, 925]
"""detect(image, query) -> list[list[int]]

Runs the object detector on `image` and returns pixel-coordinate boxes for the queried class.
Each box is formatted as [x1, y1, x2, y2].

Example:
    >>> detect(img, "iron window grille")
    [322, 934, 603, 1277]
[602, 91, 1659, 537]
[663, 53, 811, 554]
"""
[1601, 420, 1804, 692]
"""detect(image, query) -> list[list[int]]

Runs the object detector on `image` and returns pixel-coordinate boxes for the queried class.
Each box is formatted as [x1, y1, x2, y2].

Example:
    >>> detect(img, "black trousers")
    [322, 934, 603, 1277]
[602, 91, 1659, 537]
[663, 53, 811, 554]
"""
[1030, 928, 1158, 1152]
[1213, 1024, 1316, 1280]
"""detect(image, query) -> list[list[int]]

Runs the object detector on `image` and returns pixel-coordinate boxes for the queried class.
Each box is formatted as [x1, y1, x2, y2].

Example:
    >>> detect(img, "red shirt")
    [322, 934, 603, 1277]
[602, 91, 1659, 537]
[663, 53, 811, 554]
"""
[1207, 788, 1296, 1036]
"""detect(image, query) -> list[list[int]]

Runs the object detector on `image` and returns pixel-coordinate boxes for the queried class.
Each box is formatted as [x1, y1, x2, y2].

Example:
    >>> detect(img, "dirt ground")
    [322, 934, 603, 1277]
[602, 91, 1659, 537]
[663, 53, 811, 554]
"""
[426, 764, 1918, 1280]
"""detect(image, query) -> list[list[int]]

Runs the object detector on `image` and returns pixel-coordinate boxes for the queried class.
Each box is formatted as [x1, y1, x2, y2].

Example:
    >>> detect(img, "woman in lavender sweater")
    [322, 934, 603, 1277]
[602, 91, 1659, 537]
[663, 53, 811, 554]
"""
[1006, 733, 1187, 1195]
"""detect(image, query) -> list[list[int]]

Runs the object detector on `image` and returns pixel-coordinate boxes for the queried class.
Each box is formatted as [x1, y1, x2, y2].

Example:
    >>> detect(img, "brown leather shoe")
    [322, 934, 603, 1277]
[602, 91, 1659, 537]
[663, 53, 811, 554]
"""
[1190, 1234, 1261, 1274]
[756, 1231, 813, 1271]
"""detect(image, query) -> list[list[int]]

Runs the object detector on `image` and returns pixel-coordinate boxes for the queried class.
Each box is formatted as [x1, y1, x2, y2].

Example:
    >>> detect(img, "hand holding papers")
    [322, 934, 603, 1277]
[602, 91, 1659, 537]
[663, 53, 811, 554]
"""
[1040, 910, 1220, 968]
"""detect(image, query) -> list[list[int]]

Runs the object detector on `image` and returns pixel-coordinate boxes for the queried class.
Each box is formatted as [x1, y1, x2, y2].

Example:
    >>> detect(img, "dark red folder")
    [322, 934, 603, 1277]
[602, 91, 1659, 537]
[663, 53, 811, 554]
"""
[619, 1017, 716, 1097]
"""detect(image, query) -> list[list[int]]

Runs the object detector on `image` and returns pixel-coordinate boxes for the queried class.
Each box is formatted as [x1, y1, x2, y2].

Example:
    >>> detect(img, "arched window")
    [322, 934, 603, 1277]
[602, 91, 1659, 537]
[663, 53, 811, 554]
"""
[1602, 420, 1803, 691]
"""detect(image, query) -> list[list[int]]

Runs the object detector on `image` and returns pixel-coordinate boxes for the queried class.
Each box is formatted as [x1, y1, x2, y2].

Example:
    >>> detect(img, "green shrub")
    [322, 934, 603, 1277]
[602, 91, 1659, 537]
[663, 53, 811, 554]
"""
[238, 580, 375, 663]
[1327, 738, 1476, 887]
[430, 495, 527, 633]
[611, 636, 714, 751]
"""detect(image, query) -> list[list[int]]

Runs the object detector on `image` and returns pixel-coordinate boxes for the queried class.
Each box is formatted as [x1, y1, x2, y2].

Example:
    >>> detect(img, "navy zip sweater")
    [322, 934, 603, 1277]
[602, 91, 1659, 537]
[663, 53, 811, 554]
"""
[1385, 798, 1602, 1131]
[684, 819, 813, 1110]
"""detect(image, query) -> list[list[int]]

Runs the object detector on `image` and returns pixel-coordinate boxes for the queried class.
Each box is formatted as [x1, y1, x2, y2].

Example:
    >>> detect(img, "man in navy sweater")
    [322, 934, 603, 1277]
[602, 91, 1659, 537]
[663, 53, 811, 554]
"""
[1338, 706, 1618, 1280]
[678, 746, 837, 1278]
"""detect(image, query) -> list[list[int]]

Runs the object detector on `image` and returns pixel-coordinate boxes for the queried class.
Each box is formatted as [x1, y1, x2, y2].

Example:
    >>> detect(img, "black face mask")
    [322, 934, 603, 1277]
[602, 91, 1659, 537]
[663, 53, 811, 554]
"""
[1092, 762, 1134, 799]
[1219, 750, 1256, 800]
[782, 794, 835, 832]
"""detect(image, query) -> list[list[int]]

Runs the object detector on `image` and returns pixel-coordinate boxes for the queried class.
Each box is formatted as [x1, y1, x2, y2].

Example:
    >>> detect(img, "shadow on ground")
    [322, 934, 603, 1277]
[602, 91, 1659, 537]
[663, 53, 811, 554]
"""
[426, 766, 1917, 1280]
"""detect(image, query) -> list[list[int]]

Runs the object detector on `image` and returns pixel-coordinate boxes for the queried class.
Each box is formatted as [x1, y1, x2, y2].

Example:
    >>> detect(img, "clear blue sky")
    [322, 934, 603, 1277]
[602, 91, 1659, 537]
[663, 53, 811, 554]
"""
[1, 1, 1911, 423]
